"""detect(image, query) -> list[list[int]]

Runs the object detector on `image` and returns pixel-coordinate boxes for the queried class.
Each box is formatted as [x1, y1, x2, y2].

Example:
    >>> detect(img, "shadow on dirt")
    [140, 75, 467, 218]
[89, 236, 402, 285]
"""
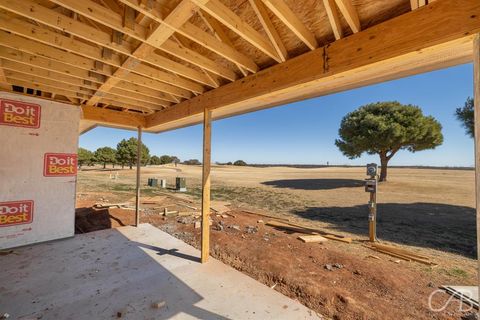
[292, 202, 476, 258]
[75, 207, 113, 233]
[261, 178, 365, 190]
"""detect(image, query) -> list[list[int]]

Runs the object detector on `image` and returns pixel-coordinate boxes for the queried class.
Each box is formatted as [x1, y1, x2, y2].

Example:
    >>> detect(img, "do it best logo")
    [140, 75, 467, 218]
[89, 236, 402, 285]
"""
[0, 200, 34, 227]
[0, 99, 41, 128]
[44, 153, 78, 177]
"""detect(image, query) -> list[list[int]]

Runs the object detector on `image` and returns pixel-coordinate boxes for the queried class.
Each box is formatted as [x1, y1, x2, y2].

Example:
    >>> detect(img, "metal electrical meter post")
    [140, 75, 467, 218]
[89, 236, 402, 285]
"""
[365, 163, 378, 242]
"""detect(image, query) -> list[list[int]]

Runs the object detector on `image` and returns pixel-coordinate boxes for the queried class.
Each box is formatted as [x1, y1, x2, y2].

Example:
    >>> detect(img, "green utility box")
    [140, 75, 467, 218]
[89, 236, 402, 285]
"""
[147, 178, 158, 187]
[176, 177, 187, 192]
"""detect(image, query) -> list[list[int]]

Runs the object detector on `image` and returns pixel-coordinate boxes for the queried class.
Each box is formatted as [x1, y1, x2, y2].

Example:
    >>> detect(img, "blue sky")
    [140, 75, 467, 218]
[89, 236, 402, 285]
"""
[80, 63, 474, 167]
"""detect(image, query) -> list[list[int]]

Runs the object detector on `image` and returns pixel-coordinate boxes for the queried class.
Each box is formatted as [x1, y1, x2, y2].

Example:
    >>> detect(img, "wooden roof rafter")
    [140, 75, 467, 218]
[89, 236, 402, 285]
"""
[262, 0, 318, 50]
[249, 0, 288, 62]
[117, 0, 259, 74]
[0, 2, 203, 97]
[191, 0, 282, 63]
[47, 0, 224, 87]
[0, 45, 182, 105]
[0, 0, 477, 132]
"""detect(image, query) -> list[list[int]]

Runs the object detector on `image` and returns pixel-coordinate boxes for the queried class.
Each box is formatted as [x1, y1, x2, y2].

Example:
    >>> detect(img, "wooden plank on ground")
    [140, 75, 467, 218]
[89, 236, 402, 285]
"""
[298, 235, 328, 243]
[323, 234, 352, 243]
[266, 220, 316, 234]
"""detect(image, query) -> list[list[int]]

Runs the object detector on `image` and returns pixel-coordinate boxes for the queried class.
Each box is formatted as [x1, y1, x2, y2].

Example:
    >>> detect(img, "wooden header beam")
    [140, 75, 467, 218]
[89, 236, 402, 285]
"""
[81, 105, 146, 128]
[145, 0, 480, 130]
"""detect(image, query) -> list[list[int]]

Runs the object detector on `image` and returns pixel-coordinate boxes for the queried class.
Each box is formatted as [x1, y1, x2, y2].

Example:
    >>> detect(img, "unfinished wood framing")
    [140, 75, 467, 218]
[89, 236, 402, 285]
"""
[146, 0, 480, 132]
[135, 126, 142, 227]
[262, 0, 318, 50]
[0, 0, 477, 135]
[323, 0, 343, 40]
[201, 109, 212, 263]
[334, 0, 361, 33]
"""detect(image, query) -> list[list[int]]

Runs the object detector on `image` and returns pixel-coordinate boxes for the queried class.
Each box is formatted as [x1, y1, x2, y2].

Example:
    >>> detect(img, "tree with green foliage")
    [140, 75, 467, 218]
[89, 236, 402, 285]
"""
[94, 147, 117, 169]
[233, 160, 247, 166]
[77, 148, 94, 168]
[455, 97, 474, 138]
[150, 155, 161, 165]
[116, 138, 150, 169]
[335, 101, 443, 182]
[159, 155, 173, 164]
[183, 159, 201, 165]
[171, 156, 180, 167]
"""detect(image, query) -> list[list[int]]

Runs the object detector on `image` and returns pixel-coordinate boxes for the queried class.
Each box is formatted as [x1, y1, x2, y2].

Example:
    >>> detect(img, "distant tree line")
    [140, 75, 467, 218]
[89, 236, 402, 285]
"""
[78, 139, 249, 169]
[78, 138, 180, 169]
[216, 160, 248, 166]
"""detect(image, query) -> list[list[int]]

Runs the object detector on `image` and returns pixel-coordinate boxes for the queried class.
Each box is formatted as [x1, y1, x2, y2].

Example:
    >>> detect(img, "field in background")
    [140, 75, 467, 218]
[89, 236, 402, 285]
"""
[78, 165, 476, 256]
[76, 165, 478, 319]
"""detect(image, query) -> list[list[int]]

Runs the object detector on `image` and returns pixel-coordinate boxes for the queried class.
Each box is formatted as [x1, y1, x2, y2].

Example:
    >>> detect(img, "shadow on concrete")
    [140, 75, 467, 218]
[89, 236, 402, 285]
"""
[0, 227, 231, 319]
[261, 178, 364, 190]
[292, 202, 476, 258]
[134, 242, 201, 263]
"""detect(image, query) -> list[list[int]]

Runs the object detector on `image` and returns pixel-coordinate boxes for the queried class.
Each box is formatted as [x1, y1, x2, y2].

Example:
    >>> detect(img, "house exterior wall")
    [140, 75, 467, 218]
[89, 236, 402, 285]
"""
[0, 92, 80, 249]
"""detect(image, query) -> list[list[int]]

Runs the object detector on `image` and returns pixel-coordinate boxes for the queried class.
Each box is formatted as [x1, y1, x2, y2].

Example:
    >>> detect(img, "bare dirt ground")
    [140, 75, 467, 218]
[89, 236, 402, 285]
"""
[76, 165, 478, 320]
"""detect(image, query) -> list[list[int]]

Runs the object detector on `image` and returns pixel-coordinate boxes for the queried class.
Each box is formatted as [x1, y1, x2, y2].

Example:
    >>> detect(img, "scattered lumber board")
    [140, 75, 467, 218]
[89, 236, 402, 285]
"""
[373, 248, 411, 261]
[370, 243, 429, 260]
[241, 210, 290, 222]
[93, 202, 130, 209]
[266, 220, 316, 234]
[298, 235, 328, 243]
[266, 220, 352, 243]
[323, 235, 352, 243]
[210, 201, 231, 214]
[366, 243, 436, 266]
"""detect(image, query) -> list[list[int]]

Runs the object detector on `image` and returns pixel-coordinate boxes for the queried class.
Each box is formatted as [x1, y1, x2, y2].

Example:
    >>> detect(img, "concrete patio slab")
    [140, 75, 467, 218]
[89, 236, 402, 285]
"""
[0, 224, 322, 320]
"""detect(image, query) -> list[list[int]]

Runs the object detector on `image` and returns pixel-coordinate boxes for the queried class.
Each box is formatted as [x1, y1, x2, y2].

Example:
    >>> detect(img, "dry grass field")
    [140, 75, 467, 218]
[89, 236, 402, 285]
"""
[76, 165, 478, 319]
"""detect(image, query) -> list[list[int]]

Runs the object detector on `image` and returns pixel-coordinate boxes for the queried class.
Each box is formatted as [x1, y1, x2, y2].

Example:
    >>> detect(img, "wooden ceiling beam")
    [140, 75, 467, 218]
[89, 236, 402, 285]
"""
[0, 26, 192, 99]
[48, 0, 216, 86]
[323, 0, 343, 40]
[0, 46, 179, 103]
[0, 29, 114, 77]
[334, 0, 361, 33]
[160, 40, 238, 81]
[410, 0, 419, 10]
[5, 78, 90, 101]
[249, 0, 288, 62]
[2, 59, 171, 107]
[1, 59, 99, 91]
[0, 15, 198, 99]
[118, 0, 258, 74]
[5, 70, 94, 96]
[0, 59, 10, 90]
[191, 0, 282, 63]
[0, 0, 206, 92]
[145, 0, 480, 130]
[4, 69, 165, 111]
[198, 10, 248, 76]
[262, 0, 318, 50]
[81, 104, 146, 128]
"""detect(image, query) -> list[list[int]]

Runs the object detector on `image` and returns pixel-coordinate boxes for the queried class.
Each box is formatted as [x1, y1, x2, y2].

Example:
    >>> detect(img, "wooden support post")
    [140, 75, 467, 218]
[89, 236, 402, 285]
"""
[201, 109, 212, 263]
[474, 34, 480, 304]
[135, 126, 142, 227]
[368, 189, 377, 242]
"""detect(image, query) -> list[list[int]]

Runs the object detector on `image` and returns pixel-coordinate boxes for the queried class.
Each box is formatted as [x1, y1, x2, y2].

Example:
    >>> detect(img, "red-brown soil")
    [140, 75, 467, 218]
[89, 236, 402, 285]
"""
[75, 197, 471, 320]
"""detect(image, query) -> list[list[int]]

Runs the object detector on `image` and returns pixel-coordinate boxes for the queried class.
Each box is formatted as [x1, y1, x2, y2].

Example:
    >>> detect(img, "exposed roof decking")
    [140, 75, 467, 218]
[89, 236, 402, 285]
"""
[0, 0, 477, 133]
